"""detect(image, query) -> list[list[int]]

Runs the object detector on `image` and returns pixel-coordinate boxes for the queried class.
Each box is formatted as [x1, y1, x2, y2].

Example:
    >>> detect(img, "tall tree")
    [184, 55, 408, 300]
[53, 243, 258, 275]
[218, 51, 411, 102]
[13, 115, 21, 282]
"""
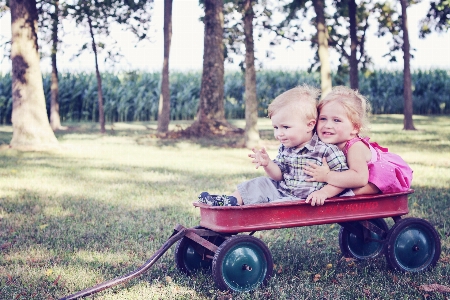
[243, 0, 260, 147]
[9, 0, 59, 150]
[186, 0, 237, 136]
[49, 0, 61, 130]
[157, 0, 172, 133]
[312, 0, 331, 97]
[37, 0, 65, 130]
[67, 0, 152, 133]
[348, 0, 358, 89]
[327, 0, 372, 88]
[263, 0, 333, 96]
[199, 0, 225, 123]
[375, 0, 416, 130]
[400, 0, 415, 130]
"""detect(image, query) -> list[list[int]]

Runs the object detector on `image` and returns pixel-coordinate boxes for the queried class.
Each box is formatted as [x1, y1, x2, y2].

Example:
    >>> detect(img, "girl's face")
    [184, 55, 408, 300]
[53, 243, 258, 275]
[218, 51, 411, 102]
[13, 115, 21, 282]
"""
[317, 101, 359, 150]
[271, 106, 316, 149]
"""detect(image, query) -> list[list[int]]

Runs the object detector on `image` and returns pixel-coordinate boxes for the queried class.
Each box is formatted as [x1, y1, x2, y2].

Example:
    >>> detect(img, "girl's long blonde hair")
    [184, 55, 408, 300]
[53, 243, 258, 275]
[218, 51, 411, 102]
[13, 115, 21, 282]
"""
[318, 86, 371, 136]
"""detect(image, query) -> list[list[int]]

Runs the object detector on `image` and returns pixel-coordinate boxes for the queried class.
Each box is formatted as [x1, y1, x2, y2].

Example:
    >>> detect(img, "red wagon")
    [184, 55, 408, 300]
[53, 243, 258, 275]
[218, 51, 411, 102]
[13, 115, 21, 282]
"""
[62, 189, 441, 299]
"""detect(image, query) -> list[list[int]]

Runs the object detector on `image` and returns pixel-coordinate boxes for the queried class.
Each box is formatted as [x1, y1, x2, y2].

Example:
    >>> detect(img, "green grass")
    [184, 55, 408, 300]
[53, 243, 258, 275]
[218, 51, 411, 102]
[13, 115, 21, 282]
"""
[1, 115, 449, 299]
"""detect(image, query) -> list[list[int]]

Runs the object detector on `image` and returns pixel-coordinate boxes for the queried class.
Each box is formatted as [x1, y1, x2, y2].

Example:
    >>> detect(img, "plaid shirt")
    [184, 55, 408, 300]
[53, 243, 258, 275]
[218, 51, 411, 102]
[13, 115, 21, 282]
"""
[274, 133, 348, 199]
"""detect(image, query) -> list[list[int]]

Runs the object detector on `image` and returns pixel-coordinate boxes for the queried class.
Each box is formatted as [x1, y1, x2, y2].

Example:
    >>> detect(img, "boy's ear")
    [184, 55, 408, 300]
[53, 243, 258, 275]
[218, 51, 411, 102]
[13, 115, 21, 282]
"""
[307, 119, 316, 128]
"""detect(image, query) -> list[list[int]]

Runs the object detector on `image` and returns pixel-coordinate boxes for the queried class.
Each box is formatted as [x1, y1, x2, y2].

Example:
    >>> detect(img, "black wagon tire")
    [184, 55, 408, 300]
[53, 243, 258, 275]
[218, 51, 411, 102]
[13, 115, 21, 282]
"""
[212, 235, 273, 292]
[174, 227, 224, 275]
[385, 217, 441, 272]
[339, 218, 389, 260]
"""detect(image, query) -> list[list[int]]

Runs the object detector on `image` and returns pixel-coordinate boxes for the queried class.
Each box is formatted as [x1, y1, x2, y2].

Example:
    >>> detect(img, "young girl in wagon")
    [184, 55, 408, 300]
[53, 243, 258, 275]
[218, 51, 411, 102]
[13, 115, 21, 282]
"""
[304, 86, 413, 198]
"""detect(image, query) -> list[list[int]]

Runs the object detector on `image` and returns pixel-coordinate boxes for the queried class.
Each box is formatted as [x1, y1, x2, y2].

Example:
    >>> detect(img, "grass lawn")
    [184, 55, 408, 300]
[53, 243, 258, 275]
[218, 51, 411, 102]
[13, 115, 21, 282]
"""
[1, 115, 449, 299]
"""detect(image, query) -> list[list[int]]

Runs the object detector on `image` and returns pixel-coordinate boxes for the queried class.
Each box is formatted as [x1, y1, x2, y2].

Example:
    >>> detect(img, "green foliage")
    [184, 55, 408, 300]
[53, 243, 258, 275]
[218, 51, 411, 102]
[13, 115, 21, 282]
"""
[1, 69, 450, 125]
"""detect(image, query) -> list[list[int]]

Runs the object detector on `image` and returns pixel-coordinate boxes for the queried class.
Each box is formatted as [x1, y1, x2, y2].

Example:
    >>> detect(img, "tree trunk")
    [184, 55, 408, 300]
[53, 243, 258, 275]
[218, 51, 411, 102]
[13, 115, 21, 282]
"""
[183, 0, 240, 137]
[157, 0, 173, 134]
[9, 0, 59, 151]
[348, 0, 359, 90]
[400, 0, 416, 130]
[88, 14, 105, 133]
[313, 0, 332, 98]
[243, 0, 259, 148]
[198, 0, 225, 123]
[50, 0, 62, 131]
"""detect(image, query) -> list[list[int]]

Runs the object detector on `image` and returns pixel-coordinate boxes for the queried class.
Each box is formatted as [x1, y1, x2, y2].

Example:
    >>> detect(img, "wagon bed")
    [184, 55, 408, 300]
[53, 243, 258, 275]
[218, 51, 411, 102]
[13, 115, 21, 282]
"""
[194, 190, 412, 233]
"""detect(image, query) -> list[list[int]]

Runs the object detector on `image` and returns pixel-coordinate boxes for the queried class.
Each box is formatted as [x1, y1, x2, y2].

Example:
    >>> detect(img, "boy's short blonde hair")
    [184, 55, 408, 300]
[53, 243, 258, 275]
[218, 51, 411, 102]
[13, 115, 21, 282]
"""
[318, 86, 371, 135]
[268, 85, 320, 121]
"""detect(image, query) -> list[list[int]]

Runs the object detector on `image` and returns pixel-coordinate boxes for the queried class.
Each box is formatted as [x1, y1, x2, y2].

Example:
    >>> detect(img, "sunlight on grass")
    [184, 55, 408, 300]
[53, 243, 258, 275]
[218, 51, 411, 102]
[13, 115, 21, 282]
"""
[74, 250, 133, 265]
[0, 115, 449, 299]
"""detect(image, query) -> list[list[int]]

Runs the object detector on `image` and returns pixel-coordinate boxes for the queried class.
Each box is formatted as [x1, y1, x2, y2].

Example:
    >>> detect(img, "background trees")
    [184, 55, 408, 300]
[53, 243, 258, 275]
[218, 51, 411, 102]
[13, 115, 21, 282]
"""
[0, 0, 447, 146]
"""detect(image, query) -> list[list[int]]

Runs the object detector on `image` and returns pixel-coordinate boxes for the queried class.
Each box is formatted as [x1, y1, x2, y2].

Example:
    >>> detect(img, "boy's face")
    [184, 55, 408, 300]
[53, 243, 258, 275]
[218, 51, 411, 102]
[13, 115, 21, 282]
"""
[271, 106, 316, 149]
[317, 101, 358, 149]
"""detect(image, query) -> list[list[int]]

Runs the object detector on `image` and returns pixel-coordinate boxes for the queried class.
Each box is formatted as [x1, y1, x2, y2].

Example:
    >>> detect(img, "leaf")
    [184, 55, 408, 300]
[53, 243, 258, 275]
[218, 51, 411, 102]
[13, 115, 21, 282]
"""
[277, 265, 283, 274]
[419, 284, 450, 293]
[39, 224, 49, 230]
[1, 242, 11, 249]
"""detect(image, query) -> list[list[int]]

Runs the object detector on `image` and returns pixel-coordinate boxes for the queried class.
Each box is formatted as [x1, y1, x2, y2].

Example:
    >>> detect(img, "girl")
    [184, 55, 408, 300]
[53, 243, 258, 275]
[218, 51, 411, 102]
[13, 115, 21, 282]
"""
[304, 86, 413, 195]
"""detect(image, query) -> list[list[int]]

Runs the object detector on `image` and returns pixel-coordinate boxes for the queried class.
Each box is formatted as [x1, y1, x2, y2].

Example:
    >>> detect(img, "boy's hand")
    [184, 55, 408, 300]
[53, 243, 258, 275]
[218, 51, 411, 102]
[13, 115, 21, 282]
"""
[248, 147, 271, 169]
[305, 190, 328, 206]
[304, 157, 330, 182]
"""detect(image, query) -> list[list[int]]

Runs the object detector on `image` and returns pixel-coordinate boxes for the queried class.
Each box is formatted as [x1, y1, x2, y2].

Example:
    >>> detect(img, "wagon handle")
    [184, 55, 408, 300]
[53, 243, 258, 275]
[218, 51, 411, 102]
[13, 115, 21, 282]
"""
[60, 225, 188, 300]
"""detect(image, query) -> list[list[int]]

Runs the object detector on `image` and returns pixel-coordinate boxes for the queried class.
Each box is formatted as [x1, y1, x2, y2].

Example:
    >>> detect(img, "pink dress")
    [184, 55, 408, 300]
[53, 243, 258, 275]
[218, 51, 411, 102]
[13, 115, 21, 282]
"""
[344, 137, 413, 193]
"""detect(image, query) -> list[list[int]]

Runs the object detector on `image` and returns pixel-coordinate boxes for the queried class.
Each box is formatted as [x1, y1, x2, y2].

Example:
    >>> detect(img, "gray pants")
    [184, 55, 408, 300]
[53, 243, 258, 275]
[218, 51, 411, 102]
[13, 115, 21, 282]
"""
[236, 176, 354, 205]
[237, 177, 297, 205]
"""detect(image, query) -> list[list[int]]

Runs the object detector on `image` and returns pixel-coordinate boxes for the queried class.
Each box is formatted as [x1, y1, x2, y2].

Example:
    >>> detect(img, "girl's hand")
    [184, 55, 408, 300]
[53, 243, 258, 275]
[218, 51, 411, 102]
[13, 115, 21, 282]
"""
[304, 157, 330, 182]
[305, 190, 328, 206]
[248, 147, 271, 169]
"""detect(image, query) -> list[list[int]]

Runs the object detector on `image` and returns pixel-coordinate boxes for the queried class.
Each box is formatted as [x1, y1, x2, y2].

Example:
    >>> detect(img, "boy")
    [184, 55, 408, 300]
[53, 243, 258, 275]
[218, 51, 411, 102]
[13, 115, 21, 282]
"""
[199, 85, 350, 207]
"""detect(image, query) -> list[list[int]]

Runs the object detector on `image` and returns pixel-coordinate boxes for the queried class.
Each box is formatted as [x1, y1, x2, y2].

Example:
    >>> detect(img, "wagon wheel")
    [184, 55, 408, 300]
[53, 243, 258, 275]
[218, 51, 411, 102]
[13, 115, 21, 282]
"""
[339, 218, 389, 260]
[385, 218, 441, 272]
[174, 227, 225, 275]
[212, 235, 273, 292]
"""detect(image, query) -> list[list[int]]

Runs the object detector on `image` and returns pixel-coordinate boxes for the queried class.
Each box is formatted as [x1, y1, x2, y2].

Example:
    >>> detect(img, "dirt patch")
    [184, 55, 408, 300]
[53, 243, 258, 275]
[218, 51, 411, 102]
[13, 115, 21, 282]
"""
[150, 119, 244, 139]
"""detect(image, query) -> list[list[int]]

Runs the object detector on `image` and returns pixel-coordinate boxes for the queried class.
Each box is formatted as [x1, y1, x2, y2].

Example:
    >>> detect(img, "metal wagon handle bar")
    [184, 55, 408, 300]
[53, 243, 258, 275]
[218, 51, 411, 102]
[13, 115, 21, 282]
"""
[60, 226, 188, 300]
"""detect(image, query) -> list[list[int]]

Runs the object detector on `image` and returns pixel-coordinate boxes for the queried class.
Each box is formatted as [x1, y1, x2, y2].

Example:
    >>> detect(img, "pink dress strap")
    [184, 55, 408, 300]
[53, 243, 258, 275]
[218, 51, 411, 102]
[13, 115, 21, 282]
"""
[343, 136, 379, 163]
[343, 136, 371, 155]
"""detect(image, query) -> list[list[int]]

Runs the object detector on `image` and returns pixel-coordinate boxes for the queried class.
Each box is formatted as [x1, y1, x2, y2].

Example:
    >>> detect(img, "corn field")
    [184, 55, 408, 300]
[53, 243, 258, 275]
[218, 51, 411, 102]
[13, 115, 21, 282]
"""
[0, 69, 449, 124]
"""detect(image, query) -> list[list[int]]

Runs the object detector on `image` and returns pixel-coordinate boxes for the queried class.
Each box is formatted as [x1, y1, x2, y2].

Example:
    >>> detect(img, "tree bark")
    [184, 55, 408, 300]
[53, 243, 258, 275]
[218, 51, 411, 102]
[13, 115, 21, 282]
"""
[243, 0, 259, 148]
[157, 0, 173, 133]
[313, 0, 332, 98]
[50, 0, 62, 131]
[400, 0, 415, 130]
[198, 0, 225, 123]
[183, 0, 240, 137]
[348, 0, 359, 90]
[9, 0, 59, 150]
[88, 14, 105, 133]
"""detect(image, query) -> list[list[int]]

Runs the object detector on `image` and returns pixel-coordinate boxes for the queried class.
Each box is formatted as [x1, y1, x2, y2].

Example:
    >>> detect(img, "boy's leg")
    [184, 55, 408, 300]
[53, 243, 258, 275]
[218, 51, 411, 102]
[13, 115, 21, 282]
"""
[237, 177, 282, 205]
